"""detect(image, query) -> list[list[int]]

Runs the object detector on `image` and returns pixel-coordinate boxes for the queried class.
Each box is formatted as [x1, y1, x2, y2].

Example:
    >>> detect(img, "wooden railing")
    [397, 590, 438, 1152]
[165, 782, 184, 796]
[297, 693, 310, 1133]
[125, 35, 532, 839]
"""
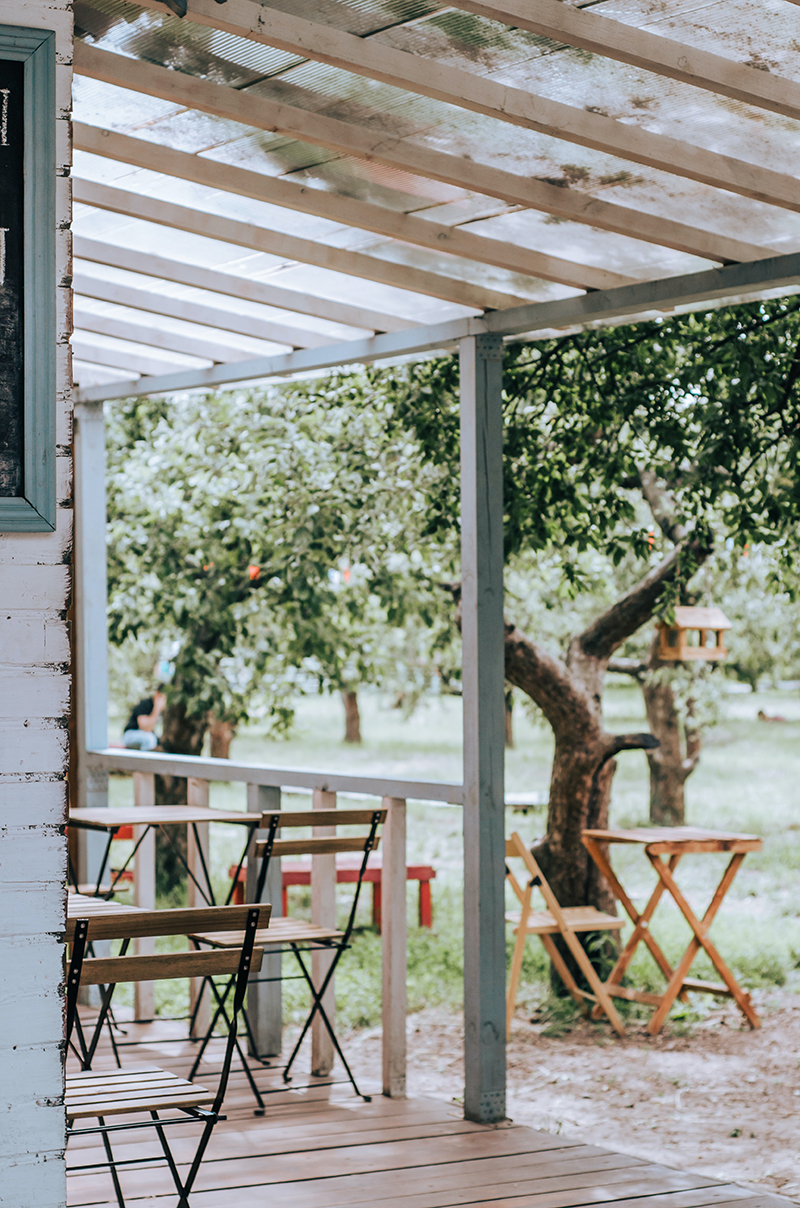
[85, 748, 462, 1098]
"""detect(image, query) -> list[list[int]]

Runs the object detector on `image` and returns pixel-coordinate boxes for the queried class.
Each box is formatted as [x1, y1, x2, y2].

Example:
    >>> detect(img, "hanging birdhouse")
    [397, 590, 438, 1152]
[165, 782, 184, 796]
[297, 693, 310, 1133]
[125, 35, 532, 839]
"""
[657, 606, 732, 662]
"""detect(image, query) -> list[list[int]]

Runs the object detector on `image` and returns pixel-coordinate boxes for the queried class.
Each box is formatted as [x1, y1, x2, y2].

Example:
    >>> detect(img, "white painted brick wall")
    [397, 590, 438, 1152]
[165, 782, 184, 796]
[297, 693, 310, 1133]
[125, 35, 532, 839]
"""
[0, 2, 72, 1205]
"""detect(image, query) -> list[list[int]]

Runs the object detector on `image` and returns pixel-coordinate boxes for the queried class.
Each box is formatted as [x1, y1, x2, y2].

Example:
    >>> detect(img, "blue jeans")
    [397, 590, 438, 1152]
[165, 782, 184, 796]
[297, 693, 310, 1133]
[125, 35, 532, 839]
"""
[122, 730, 158, 751]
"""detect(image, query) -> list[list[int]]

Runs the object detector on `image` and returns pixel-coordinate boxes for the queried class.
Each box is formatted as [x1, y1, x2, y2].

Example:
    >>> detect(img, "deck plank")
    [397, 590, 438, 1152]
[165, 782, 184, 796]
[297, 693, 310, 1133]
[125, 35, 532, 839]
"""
[66, 1019, 794, 1208]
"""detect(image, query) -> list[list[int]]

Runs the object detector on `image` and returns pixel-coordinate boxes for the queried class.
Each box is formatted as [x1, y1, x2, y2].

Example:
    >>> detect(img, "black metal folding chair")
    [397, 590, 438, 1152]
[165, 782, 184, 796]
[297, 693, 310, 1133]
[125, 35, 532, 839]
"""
[188, 806, 385, 1109]
[65, 904, 268, 1208]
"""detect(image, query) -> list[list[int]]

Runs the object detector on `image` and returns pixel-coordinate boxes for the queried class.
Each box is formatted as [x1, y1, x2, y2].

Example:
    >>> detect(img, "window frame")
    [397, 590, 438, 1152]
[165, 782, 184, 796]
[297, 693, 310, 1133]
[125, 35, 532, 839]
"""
[0, 25, 56, 531]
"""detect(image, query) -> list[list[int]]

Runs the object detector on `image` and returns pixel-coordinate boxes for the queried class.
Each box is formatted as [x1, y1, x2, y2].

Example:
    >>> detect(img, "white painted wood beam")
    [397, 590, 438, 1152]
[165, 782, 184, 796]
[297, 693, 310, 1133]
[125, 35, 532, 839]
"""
[73, 41, 777, 266]
[73, 177, 530, 312]
[74, 403, 110, 817]
[74, 307, 276, 363]
[460, 332, 506, 1124]
[85, 747, 464, 803]
[73, 235, 409, 334]
[74, 250, 800, 406]
[449, 0, 800, 123]
[105, 6, 800, 216]
[74, 271, 325, 348]
[75, 123, 632, 293]
[71, 335, 201, 377]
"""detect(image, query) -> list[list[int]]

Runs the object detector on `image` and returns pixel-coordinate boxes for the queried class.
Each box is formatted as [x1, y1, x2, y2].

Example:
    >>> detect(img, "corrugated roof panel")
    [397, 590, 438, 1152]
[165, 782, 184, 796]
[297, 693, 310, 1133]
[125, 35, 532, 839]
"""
[76, 0, 305, 82]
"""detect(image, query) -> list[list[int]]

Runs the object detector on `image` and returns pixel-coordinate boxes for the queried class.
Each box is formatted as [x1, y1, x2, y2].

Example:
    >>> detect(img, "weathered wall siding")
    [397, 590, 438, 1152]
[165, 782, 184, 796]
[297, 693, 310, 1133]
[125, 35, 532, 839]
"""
[0, 615, 71, 664]
[0, 2, 72, 1205]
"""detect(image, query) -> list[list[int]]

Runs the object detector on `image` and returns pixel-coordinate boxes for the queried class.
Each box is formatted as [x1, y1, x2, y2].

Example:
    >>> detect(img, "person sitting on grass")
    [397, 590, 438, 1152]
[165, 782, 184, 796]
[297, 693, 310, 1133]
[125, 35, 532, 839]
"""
[122, 686, 166, 751]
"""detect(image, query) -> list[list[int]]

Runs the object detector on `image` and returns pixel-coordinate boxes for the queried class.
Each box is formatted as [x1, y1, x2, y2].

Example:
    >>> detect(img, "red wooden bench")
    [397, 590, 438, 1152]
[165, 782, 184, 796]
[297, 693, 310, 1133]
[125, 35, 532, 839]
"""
[228, 855, 435, 931]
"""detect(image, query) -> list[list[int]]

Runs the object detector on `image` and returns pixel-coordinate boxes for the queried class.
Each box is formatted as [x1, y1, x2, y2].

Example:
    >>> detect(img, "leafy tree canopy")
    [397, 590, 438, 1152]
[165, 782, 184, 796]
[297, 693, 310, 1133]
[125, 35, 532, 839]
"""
[106, 381, 455, 737]
[385, 296, 800, 593]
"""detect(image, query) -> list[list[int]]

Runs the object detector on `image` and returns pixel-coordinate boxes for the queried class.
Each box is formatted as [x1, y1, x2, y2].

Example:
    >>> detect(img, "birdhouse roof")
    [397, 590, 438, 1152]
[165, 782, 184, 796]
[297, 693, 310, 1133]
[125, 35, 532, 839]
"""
[664, 606, 732, 630]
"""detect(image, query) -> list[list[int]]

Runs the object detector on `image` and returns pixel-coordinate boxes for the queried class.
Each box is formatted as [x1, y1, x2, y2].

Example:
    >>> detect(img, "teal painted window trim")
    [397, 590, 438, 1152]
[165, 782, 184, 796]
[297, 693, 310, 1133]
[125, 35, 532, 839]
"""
[0, 26, 56, 531]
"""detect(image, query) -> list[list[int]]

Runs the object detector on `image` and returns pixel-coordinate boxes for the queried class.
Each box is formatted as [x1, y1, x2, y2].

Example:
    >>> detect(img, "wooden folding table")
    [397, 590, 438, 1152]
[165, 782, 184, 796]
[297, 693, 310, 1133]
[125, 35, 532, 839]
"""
[581, 826, 762, 1035]
[68, 806, 261, 905]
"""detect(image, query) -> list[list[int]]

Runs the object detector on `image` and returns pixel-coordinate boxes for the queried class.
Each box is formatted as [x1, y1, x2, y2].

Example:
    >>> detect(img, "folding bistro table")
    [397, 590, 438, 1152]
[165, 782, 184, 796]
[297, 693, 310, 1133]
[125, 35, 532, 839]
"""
[68, 806, 262, 905]
[581, 826, 762, 1035]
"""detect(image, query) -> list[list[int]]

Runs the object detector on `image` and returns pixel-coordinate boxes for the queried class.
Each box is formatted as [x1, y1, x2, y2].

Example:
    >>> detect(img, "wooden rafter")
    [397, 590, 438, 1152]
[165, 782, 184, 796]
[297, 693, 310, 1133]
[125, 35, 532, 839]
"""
[109, 4, 800, 213]
[73, 273, 321, 348]
[74, 237, 412, 334]
[74, 124, 631, 293]
[73, 307, 275, 363]
[73, 178, 531, 312]
[448, 0, 800, 123]
[73, 41, 780, 266]
[71, 335, 196, 377]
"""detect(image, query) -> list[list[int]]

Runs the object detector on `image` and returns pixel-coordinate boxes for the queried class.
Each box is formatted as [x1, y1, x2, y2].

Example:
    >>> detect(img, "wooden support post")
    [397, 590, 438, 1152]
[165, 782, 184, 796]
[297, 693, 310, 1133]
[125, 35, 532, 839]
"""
[133, 772, 156, 1020]
[312, 788, 337, 1076]
[73, 403, 109, 892]
[246, 783, 282, 1057]
[187, 778, 211, 1038]
[382, 796, 407, 1098]
[460, 333, 507, 1124]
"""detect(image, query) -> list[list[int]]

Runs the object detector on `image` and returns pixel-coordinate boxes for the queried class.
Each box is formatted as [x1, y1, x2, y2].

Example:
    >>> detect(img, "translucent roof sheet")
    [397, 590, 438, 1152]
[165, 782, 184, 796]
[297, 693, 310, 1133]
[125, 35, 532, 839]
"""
[69, 0, 800, 391]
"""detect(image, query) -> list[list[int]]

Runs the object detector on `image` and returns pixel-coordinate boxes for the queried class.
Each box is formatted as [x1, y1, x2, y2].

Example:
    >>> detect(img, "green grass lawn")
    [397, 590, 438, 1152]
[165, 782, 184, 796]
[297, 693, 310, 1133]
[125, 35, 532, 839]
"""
[107, 683, 800, 1030]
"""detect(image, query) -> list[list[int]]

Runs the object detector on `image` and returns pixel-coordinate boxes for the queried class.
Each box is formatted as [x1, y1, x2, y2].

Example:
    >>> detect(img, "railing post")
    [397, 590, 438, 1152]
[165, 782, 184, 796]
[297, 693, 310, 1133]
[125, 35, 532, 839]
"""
[187, 778, 211, 1037]
[312, 788, 336, 1076]
[382, 796, 407, 1098]
[133, 772, 156, 1020]
[460, 333, 507, 1124]
[246, 783, 282, 1056]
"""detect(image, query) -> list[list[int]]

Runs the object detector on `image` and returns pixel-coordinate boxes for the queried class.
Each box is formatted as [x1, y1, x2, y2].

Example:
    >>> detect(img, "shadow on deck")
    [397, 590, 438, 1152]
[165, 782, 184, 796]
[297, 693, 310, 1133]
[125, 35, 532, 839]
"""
[66, 1018, 793, 1208]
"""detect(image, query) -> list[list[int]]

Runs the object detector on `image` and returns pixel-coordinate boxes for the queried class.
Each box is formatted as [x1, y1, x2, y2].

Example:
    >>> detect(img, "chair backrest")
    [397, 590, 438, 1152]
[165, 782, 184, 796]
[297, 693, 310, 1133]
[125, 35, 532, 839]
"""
[505, 832, 569, 928]
[66, 904, 269, 1107]
[254, 808, 386, 940]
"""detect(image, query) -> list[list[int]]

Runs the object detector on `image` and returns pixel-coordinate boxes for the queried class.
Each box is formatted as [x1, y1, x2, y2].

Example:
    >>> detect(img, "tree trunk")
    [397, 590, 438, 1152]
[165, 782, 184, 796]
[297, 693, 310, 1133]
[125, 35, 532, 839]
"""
[155, 698, 209, 895]
[209, 717, 237, 760]
[504, 687, 514, 749]
[643, 638, 700, 826]
[342, 689, 362, 744]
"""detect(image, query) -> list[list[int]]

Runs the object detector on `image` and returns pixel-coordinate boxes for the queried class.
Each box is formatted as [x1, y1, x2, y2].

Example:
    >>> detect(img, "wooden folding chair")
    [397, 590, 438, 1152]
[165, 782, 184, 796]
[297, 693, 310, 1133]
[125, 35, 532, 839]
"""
[65, 904, 268, 1208]
[189, 806, 385, 1106]
[505, 832, 626, 1038]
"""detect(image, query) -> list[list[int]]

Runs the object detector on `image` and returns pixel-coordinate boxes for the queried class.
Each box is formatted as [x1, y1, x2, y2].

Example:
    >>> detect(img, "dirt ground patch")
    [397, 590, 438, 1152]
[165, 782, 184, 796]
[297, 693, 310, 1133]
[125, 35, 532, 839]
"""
[351, 990, 800, 1201]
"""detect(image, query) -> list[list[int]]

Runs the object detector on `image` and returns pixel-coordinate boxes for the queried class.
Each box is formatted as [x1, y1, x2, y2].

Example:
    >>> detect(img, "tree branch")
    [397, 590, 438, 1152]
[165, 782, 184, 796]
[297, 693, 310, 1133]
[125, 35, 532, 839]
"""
[504, 621, 596, 737]
[638, 468, 687, 544]
[578, 535, 711, 661]
[607, 657, 647, 681]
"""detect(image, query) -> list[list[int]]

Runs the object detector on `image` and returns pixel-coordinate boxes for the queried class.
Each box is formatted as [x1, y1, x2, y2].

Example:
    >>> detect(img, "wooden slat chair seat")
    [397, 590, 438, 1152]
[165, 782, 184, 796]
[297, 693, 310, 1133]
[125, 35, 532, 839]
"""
[506, 905, 625, 935]
[505, 832, 626, 1039]
[194, 919, 345, 948]
[65, 904, 268, 1208]
[189, 807, 385, 1109]
[66, 1067, 215, 1120]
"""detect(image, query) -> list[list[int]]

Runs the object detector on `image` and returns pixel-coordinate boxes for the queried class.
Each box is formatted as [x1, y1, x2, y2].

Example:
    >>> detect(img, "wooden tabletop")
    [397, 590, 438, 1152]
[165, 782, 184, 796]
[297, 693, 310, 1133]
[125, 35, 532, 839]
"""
[69, 806, 262, 832]
[67, 893, 145, 917]
[582, 826, 762, 854]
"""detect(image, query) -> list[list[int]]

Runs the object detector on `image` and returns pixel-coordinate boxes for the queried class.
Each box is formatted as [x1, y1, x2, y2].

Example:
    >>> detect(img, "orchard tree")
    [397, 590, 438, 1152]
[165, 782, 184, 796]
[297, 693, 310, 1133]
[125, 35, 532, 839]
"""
[386, 295, 800, 912]
[106, 380, 454, 773]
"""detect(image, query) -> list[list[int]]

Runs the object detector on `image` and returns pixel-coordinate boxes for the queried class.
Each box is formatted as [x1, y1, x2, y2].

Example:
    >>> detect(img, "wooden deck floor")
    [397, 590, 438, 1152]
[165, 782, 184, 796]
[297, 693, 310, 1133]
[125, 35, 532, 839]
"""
[67, 1019, 793, 1208]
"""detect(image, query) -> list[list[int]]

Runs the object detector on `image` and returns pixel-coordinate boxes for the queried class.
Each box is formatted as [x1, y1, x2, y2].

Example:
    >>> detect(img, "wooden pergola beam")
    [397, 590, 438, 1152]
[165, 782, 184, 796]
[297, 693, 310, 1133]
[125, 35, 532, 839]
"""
[113, 4, 800, 214]
[71, 335, 197, 377]
[74, 124, 631, 294]
[74, 307, 273, 364]
[449, 0, 800, 123]
[73, 178, 531, 313]
[73, 41, 778, 266]
[74, 250, 800, 406]
[73, 272, 321, 348]
[74, 236, 412, 334]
